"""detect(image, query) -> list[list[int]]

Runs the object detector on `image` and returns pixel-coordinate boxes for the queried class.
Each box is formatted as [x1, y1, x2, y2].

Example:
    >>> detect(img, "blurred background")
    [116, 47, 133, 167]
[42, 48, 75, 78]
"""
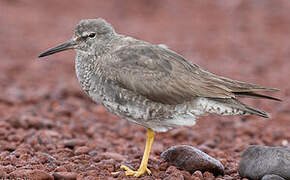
[0, 0, 289, 179]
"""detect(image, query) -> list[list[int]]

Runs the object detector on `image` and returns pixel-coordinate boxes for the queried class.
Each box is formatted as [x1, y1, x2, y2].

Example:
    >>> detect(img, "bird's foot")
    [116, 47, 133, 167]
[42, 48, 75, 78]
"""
[120, 165, 151, 177]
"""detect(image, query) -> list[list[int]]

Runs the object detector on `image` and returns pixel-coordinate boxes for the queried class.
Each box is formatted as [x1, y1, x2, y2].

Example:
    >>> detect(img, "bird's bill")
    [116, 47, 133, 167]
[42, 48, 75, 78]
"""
[38, 40, 76, 58]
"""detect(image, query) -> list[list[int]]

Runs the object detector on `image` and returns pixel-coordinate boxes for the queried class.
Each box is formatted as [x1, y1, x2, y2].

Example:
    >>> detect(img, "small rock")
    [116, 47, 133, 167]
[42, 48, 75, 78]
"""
[36, 152, 56, 164]
[203, 171, 215, 180]
[0, 164, 15, 174]
[192, 178, 201, 180]
[192, 170, 203, 178]
[159, 161, 168, 171]
[165, 166, 179, 174]
[0, 168, 7, 178]
[28, 170, 53, 180]
[40, 130, 61, 139]
[164, 166, 184, 180]
[161, 145, 224, 175]
[163, 173, 184, 180]
[95, 159, 116, 172]
[238, 145, 290, 180]
[3, 143, 16, 152]
[98, 152, 125, 162]
[54, 166, 68, 172]
[53, 172, 77, 180]
[9, 169, 53, 180]
[55, 148, 74, 158]
[262, 174, 285, 180]
[181, 170, 192, 180]
[75, 146, 90, 155]
[63, 139, 87, 148]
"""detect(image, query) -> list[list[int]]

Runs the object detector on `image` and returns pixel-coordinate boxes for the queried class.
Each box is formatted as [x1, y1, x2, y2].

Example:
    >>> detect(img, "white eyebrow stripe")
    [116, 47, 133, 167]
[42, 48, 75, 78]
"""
[82, 32, 89, 37]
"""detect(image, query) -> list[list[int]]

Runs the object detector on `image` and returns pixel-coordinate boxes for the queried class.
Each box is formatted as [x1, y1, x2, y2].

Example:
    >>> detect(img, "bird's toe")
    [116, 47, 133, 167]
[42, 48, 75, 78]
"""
[120, 165, 151, 177]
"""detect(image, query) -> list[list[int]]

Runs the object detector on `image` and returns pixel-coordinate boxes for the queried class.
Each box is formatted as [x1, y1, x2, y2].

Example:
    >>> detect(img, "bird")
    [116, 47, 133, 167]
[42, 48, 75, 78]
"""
[38, 18, 280, 177]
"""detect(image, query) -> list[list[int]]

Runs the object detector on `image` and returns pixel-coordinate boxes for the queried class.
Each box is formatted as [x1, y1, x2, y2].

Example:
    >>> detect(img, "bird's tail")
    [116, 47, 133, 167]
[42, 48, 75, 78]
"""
[209, 98, 270, 118]
[233, 91, 281, 101]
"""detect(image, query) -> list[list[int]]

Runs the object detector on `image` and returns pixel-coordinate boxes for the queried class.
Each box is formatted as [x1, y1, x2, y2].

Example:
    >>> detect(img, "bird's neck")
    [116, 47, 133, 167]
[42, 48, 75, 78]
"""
[74, 35, 119, 98]
[74, 47, 111, 101]
[75, 52, 95, 94]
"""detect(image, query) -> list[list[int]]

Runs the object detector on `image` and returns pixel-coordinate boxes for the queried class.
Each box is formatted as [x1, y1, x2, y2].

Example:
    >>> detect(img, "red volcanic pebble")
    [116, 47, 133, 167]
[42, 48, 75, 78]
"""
[203, 171, 215, 180]
[63, 139, 87, 148]
[0, 0, 289, 179]
[9, 169, 53, 180]
[53, 172, 77, 180]
[0, 168, 7, 178]
[74, 146, 90, 155]
[163, 166, 185, 180]
[192, 170, 203, 178]
[98, 152, 126, 162]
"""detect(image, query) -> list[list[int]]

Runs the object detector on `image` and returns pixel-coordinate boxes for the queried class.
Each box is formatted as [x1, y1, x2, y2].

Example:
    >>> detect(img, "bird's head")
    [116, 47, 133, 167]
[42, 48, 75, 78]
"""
[38, 18, 115, 58]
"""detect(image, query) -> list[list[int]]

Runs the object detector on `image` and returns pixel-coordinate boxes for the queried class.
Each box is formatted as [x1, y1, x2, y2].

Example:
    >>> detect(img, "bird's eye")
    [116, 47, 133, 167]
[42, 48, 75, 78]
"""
[88, 33, 96, 38]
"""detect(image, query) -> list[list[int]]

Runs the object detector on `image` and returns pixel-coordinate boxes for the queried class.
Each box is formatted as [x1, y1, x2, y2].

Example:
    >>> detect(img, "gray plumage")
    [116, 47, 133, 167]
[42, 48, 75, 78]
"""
[39, 18, 280, 132]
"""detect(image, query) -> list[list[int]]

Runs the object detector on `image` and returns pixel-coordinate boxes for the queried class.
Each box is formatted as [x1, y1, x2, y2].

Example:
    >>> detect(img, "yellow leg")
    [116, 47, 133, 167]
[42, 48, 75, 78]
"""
[121, 129, 155, 177]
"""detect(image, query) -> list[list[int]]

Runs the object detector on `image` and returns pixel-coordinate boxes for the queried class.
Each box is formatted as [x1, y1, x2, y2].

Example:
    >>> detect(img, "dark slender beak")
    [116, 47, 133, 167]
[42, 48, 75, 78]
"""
[38, 40, 76, 58]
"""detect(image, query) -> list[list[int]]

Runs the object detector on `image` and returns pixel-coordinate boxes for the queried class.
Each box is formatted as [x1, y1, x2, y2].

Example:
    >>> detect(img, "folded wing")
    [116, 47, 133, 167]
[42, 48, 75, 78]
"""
[109, 44, 279, 105]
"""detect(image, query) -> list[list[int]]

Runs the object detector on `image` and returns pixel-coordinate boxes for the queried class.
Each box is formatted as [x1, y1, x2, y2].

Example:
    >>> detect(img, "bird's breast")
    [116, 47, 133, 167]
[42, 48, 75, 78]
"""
[75, 53, 102, 96]
[75, 52, 119, 104]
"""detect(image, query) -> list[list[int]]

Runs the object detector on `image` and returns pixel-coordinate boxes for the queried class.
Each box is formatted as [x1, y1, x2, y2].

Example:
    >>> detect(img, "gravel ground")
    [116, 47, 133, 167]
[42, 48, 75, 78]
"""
[0, 1, 289, 179]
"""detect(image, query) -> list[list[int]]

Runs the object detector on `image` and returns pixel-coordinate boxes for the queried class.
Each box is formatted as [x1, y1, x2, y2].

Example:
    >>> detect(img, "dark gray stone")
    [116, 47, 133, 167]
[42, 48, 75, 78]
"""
[262, 174, 285, 180]
[238, 145, 290, 180]
[161, 145, 224, 175]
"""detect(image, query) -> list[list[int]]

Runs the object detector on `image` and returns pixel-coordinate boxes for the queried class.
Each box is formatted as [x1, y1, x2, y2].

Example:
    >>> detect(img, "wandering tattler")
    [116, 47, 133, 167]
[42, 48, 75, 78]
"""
[38, 18, 280, 177]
